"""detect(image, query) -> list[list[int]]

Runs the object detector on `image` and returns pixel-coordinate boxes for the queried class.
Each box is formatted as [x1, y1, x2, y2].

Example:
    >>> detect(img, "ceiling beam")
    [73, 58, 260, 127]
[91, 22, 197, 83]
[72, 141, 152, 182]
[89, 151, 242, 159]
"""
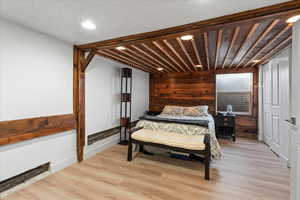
[244, 24, 292, 66]
[221, 26, 240, 69]
[78, 1, 300, 50]
[176, 38, 196, 71]
[117, 49, 162, 72]
[82, 50, 96, 72]
[191, 37, 203, 70]
[125, 47, 168, 72]
[229, 23, 260, 68]
[163, 39, 192, 71]
[97, 50, 156, 73]
[107, 49, 157, 72]
[215, 30, 223, 69]
[141, 43, 178, 72]
[251, 35, 292, 67]
[236, 19, 280, 68]
[131, 45, 172, 72]
[98, 50, 156, 73]
[152, 41, 186, 72]
[203, 32, 210, 70]
[97, 52, 152, 73]
[261, 43, 292, 65]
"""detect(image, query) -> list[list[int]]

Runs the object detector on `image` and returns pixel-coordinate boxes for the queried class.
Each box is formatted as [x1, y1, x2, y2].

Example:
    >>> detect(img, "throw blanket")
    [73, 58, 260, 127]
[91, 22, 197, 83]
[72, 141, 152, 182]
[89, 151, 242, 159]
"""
[136, 114, 222, 158]
[140, 115, 209, 127]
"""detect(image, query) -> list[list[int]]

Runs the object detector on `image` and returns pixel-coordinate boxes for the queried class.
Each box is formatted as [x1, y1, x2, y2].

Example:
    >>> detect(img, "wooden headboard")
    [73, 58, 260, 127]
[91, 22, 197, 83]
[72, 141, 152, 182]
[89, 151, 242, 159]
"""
[149, 71, 216, 113]
[149, 69, 259, 139]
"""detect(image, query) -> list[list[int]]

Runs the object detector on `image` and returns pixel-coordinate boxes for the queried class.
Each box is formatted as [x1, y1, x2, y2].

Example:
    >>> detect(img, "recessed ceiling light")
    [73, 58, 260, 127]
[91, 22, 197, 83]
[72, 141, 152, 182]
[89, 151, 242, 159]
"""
[116, 46, 126, 51]
[286, 15, 300, 24]
[253, 59, 261, 63]
[180, 35, 194, 41]
[81, 20, 96, 30]
[195, 64, 203, 68]
[157, 67, 164, 71]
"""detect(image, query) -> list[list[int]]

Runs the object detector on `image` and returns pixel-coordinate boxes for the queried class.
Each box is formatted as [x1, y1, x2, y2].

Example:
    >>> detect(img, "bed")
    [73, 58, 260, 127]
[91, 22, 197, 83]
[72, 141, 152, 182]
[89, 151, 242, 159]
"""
[135, 113, 221, 158]
[127, 105, 222, 180]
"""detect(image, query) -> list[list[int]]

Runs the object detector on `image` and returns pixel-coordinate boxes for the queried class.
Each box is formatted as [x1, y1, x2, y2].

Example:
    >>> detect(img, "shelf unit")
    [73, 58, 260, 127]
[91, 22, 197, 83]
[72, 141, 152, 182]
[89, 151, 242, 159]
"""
[119, 68, 132, 145]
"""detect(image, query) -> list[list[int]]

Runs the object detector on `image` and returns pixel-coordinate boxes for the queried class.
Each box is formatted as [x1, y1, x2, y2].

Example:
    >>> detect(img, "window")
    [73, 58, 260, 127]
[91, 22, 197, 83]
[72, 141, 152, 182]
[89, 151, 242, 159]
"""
[216, 73, 253, 115]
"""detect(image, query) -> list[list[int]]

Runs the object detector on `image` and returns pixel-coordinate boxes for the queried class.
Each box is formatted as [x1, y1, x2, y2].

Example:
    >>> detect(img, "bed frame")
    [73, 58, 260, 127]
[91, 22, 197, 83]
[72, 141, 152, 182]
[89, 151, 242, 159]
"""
[127, 127, 211, 180]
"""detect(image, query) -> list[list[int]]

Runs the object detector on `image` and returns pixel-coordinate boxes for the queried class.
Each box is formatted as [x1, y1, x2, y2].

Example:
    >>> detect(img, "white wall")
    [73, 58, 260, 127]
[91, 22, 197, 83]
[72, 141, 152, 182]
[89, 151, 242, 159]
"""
[86, 56, 149, 134]
[290, 20, 300, 200]
[0, 17, 150, 181]
[0, 17, 76, 181]
[84, 56, 149, 158]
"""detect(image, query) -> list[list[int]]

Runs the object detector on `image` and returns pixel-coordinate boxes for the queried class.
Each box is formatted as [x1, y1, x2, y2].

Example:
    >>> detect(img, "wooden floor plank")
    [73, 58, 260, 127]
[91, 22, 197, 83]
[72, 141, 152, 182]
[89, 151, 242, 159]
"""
[2, 138, 290, 200]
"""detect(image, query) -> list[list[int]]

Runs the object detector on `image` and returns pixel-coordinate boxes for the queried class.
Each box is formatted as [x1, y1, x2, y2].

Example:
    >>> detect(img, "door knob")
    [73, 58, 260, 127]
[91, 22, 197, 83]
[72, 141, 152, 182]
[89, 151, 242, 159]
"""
[285, 117, 296, 125]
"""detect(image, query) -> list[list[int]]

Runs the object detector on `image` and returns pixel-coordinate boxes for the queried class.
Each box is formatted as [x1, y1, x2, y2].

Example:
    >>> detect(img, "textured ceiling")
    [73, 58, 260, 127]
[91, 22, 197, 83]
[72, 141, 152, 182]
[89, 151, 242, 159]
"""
[0, 0, 289, 44]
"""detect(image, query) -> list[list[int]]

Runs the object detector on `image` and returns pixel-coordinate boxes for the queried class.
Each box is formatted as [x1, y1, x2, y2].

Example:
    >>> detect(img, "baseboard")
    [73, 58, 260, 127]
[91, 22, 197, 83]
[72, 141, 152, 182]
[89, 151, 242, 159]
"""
[45, 134, 119, 173]
[0, 133, 120, 192]
[88, 120, 138, 145]
[0, 163, 50, 194]
[84, 134, 120, 160]
[50, 155, 77, 173]
[88, 127, 119, 145]
[0, 171, 50, 198]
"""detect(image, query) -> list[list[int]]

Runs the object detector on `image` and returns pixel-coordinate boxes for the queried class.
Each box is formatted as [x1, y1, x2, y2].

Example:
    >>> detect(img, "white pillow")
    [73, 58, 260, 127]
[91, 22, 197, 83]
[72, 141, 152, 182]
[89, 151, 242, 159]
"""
[197, 106, 209, 115]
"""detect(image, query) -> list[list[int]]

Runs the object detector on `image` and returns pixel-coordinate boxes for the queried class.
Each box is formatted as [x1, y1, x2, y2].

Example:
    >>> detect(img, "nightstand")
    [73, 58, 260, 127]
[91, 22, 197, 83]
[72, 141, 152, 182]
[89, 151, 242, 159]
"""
[214, 113, 236, 142]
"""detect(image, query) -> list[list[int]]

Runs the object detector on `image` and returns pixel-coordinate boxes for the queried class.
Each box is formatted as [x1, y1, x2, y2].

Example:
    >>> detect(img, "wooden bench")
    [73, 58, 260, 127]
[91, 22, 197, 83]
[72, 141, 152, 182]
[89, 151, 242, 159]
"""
[127, 127, 211, 180]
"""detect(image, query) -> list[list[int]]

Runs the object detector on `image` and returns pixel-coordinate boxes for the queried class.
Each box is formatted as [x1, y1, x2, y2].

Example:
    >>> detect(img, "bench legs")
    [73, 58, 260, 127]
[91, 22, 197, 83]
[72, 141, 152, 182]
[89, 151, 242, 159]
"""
[127, 140, 211, 180]
[139, 144, 144, 152]
[204, 153, 210, 180]
[204, 134, 211, 180]
[127, 140, 132, 161]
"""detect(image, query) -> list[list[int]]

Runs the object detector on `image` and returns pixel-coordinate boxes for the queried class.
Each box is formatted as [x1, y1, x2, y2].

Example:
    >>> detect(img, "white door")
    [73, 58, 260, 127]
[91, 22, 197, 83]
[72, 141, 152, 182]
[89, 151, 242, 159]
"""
[290, 21, 300, 200]
[262, 53, 290, 158]
[279, 59, 290, 161]
[263, 64, 272, 146]
[270, 61, 281, 155]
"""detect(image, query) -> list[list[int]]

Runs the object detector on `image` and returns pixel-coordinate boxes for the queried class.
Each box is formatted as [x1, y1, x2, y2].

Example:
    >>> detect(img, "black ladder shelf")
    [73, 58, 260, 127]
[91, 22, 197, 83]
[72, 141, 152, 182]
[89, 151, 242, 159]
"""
[119, 68, 132, 145]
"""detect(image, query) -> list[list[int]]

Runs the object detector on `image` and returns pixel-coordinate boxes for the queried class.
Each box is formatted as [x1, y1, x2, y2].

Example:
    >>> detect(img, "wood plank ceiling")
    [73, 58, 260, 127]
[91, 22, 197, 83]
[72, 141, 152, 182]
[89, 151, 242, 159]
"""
[78, 2, 299, 73]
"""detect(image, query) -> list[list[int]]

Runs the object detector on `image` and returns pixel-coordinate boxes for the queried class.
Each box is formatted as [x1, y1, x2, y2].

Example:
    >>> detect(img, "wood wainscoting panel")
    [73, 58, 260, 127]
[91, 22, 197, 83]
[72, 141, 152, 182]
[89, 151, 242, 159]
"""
[149, 68, 258, 138]
[0, 114, 76, 146]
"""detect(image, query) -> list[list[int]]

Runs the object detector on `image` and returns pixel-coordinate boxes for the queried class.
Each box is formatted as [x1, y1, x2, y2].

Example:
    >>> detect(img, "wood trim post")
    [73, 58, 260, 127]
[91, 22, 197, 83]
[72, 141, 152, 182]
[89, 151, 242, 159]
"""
[73, 46, 86, 162]
[73, 46, 96, 162]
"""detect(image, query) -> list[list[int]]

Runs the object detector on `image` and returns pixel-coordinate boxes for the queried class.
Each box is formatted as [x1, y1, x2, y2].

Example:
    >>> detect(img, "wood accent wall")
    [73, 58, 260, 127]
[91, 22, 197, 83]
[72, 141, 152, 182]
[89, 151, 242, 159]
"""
[0, 114, 76, 145]
[149, 68, 258, 138]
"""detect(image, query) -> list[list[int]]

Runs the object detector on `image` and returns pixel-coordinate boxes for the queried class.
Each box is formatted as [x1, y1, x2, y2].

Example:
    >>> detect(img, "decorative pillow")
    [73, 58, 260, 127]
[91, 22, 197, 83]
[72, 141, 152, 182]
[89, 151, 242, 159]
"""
[183, 107, 202, 116]
[183, 106, 209, 116]
[161, 105, 184, 116]
[197, 106, 209, 115]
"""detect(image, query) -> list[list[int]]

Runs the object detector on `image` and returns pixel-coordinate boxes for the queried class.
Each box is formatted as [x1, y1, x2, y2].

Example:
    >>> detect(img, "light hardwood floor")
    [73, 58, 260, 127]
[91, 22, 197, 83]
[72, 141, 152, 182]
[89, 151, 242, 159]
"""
[3, 139, 290, 200]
